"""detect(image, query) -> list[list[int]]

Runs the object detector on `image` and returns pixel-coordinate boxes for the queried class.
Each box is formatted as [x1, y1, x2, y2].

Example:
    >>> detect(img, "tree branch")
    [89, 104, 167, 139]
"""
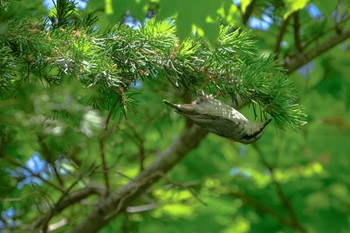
[100, 93, 120, 195]
[31, 186, 102, 231]
[38, 135, 65, 188]
[284, 27, 350, 74]
[54, 186, 104, 212]
[0, 153, 64, 192]
[230, 191, 292, 228]
[242, 0, 256, 25]
[126, 203, 158, 213]
[293, 12, 302, 53]
[124, 121, 145, 172]
[274, 16, 291, 55]
[67, 95, 250, 233]
[253, 143, 307, 233]
[99, 137, 110, 195]
[68, 124, 209, 233]
[162, 175, 207, 206]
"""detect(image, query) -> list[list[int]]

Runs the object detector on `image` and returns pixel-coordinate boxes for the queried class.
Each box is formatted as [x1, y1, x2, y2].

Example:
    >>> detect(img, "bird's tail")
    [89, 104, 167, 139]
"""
[163, 100, 194, 114]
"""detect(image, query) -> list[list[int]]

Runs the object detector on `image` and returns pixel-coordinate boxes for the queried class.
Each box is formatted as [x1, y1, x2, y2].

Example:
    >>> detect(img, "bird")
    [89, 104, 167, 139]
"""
[163, 90, 271, 144]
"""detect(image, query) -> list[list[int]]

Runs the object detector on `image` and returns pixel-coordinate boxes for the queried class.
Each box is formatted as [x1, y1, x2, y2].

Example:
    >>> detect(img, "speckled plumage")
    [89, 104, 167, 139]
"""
[163, 91, 271, 144]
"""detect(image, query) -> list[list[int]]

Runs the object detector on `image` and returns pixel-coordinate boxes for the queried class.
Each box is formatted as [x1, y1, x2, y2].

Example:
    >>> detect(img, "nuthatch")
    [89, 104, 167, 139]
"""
[163, 90, 271, 144]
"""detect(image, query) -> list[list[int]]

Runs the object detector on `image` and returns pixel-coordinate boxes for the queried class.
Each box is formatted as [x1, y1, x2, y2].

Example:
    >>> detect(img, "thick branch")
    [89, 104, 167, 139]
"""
[68, 125, 208, 233]
[52, 186, 103, 213]
[284, 27, 350, 74]
[32, 186, 102, 231]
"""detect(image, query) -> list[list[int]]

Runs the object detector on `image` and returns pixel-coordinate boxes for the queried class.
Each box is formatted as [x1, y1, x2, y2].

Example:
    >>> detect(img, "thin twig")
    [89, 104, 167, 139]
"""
[288, 15, 350, 60]
[38, 135, 65, 188]
[284, 27, 350, 74]
[274, 16, 291, 55]
[105, 92, 120, 131]
[68, 125, 209, 233]
[293, 12, 303, 53]
[162, 175, 207, 206]
[126, 203, 158, 213]
[36, 168, 100, 232]
[103, 172, 163, 221]
[115, 171, 137, 182]
[41, 179, 81, 233]
[99, 137, 110, 195]
[0, 153, 64, 192]
[230, 191, 292, 227]
[124, 121, 145, 172]
[2, 192, 41, 202]
[253, 143, 307, 233]
[100, 93, 120, 195]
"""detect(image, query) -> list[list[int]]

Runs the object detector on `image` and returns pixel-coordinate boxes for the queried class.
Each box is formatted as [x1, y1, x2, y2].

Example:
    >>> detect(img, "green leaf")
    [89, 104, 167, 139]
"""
[240, 0, 253, 14]
[283, 0, 310, 18]
[158, 0, 222, 43]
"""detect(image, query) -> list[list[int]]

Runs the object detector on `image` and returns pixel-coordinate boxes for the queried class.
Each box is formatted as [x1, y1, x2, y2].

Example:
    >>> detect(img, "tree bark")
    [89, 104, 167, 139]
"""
[284, 27, 350, 74]
[68, 125, 208, 233]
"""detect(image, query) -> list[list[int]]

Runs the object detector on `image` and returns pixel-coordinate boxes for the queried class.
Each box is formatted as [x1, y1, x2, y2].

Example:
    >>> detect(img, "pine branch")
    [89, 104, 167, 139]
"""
[0, 18, 306, 129]
[50, 0, 78, 28]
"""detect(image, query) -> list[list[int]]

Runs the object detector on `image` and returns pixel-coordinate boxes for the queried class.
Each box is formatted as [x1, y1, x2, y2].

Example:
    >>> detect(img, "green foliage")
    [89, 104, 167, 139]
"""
[49, 0, 78, 28]
[0, 13, 302, 127]
[1, 1, 350, 233]
[283, 0, 310, 18]
[0, 0, 47, 20]
[84, 0, 313, 43]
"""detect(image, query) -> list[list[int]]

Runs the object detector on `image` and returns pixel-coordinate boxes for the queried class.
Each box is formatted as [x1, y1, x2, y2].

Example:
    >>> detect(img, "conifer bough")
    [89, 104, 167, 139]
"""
[164, 90, 271, 144]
